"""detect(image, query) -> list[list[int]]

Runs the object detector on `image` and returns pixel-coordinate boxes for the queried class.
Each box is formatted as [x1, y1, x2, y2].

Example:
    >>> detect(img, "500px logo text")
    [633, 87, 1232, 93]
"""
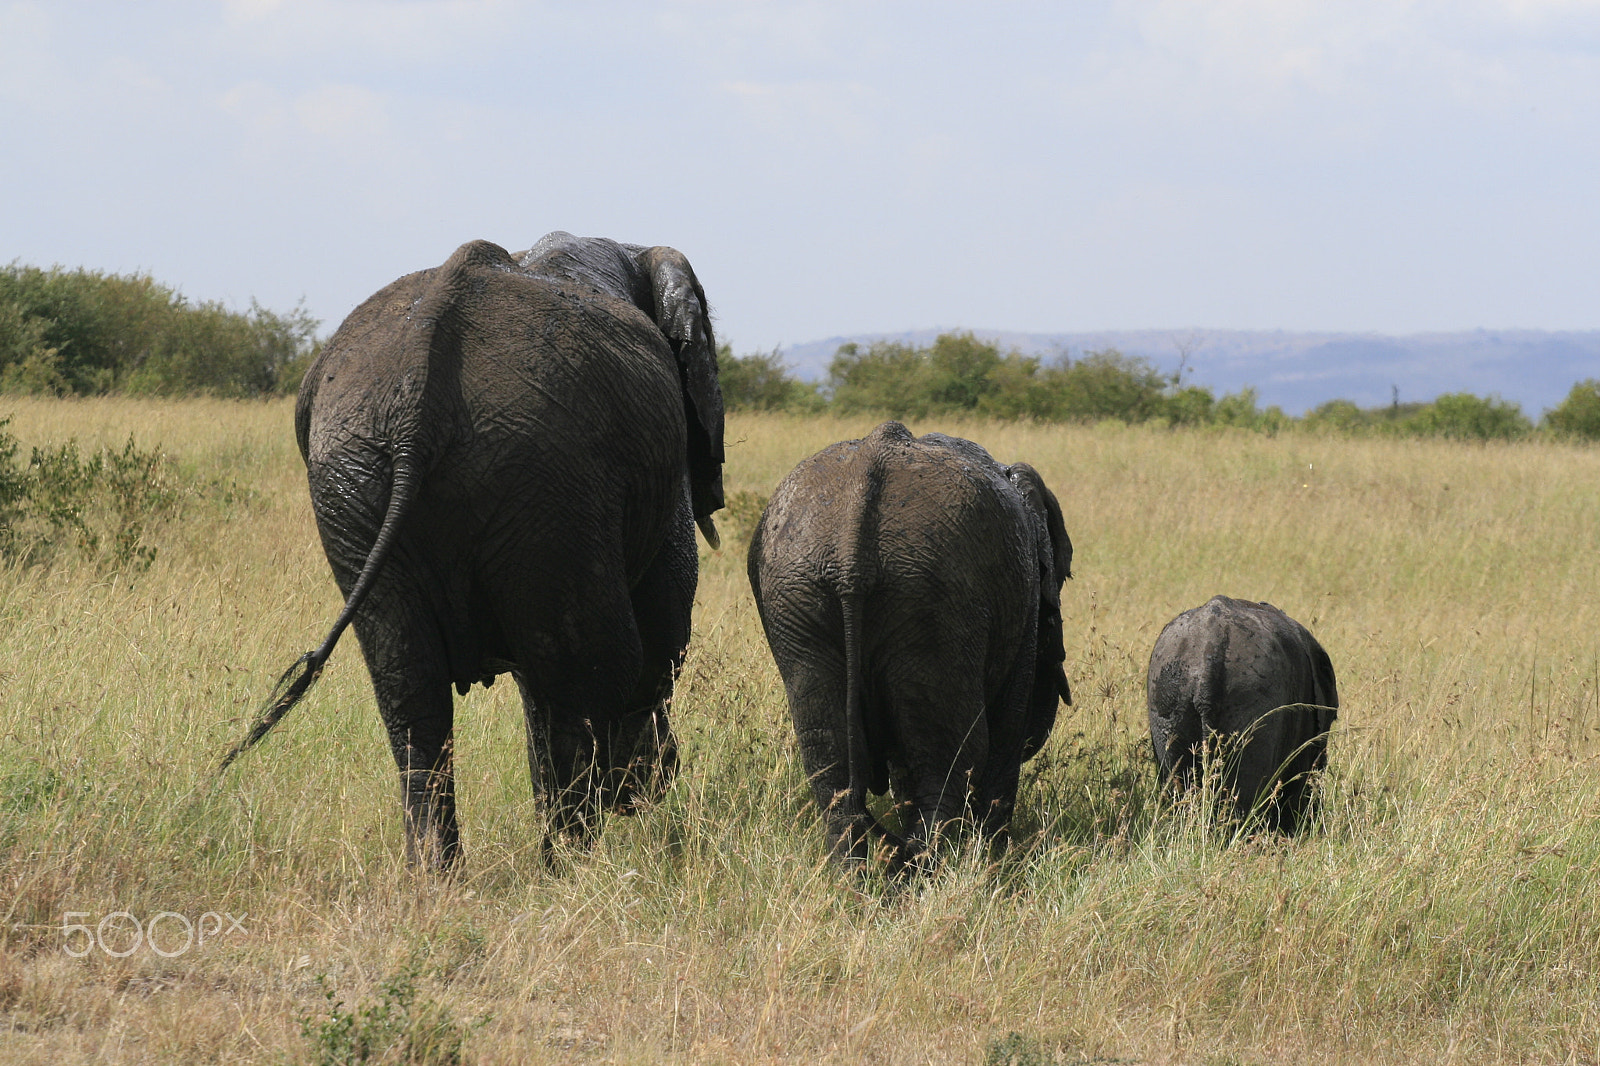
[62, 911, 248, 957]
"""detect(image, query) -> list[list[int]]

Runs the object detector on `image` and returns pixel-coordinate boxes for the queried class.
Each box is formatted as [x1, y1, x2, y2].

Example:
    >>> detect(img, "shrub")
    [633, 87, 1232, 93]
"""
[1544, 379, 1600, 441]
[0, 419, 181, 570]
[1404, 392, 1532, 441]
[1303, 399, 1364, 433]
[300, 963, 482, 1066]
[1164, 384, 1216, 426]
[1041, 349, 1173, 423]
[0, 263, 319, 397]
[924, 331, 1010, 411]
[720, 490, 770, 546]
[827, 338, 938, 417]
[826, 335, 1182, 424]
[716, 346, 821, 412]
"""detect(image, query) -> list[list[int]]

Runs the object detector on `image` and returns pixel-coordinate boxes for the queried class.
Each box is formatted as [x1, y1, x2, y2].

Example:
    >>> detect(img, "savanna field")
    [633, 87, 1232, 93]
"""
[1, 397, 1598, 1065]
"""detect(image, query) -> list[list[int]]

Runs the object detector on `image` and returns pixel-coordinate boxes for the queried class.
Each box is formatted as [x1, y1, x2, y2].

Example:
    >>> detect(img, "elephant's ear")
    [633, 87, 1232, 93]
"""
[636, 245, 726, 545]
[1009, 462, 1072, 587]
[1009, 463, 1073, 705]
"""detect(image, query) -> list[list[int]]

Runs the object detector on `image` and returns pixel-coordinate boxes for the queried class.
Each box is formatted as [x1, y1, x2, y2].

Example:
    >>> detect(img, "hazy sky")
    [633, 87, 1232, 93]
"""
[3, 1, 1598, 353]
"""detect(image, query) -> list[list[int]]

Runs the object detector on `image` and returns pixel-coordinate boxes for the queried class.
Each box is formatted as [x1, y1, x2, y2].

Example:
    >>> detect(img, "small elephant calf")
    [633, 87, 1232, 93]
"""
[1146, 595, 1338, 833]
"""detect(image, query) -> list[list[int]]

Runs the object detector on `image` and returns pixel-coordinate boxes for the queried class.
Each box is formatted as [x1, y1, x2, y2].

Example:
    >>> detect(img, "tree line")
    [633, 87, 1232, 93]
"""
[1, 263, 317, 397]
[5, 264, 1597, 441]
[719, 331, 1600, 442]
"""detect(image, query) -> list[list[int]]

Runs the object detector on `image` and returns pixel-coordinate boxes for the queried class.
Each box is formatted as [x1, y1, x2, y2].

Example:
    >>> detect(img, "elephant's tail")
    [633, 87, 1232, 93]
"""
[220, 241, 513, 774]
[835, 423, 921, 866]
[219, 451, 423, 773]
[839, 590, 915, 866]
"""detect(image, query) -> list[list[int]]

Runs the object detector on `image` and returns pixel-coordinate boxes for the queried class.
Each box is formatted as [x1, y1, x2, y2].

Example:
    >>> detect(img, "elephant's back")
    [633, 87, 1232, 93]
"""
[752, 422, 1033, 628]
[1148, 596, 1329, 732]
[447, 273, 685, 578]
[871, 433, 1029, 585]
[302, 252, 680, 451]
[457, 274, 679, 434]
[298, 267, 437, 463]
[300, 252, 686, 601]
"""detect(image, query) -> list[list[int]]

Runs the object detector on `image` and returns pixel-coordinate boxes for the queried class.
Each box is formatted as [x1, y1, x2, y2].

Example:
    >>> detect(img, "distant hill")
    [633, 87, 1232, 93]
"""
[776, 329, 1600, 417]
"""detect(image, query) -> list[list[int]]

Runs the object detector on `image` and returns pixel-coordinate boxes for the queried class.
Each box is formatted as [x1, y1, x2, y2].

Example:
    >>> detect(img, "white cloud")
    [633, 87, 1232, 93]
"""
[218, 0, 524, 63]
[292, 82, 391, 141]
[720, 78, 876, 148]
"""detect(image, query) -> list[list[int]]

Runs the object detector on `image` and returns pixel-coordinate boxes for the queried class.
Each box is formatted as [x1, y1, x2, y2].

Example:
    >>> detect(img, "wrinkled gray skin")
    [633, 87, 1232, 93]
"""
[1146, 596, 1338, 833]
[228, 233, 724, 870]
[747, 422, 1073, 869]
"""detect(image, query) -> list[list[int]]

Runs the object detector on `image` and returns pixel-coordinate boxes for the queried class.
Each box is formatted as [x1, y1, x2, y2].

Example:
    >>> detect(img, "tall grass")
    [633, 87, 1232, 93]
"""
[1, 399, 1597, 1064]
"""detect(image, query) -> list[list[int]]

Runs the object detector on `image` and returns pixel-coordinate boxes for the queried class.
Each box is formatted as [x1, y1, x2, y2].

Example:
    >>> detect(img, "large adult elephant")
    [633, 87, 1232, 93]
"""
[1146, 596, 1339, 834]
[747, 421, 1073, 869]
[222, 233, 725, 869]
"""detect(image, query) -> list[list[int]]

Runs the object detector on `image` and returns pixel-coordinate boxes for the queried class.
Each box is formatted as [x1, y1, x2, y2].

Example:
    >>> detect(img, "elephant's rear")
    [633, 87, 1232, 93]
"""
[749, 421, 1060, 864]
[1147, 595, 1338, 832]
[747, 432, 879, 861]
[750, 422, 1030, 735]
[299, 247, 687, 693]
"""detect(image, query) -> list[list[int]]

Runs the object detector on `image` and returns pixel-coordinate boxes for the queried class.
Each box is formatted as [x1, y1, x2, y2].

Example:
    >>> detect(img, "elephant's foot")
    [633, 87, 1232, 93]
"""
[599, 705, 679, 814]
[400, 768, 461, 873]
[541, 783, 604, 861]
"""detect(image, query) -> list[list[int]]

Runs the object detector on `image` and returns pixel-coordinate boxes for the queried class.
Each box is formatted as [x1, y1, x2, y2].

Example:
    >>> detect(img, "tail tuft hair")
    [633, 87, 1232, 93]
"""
[217, 651, 325, 773]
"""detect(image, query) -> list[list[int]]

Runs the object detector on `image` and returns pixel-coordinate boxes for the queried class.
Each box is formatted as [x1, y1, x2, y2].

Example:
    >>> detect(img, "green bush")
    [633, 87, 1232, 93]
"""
[1213, 386, 1291, 432]
[720, 489, 770, 546]
[1544, 379, 1600, 441]
[0, 418, 181, 569]
[1040, 349, 1173, 423]
[825, 333, 1186, 424]
[300, 962, 482, 1066]
[1303, 399, 1365, 433]
[925, 331, 1013, 411]
[827, 338, 938, 417]
[1403, 392, 1532, 441]
[1302, 395, 1505, 438]
[1164, 384, 1216, 426]
[0, 263, 318, 397]
[716, 345, 822, 412]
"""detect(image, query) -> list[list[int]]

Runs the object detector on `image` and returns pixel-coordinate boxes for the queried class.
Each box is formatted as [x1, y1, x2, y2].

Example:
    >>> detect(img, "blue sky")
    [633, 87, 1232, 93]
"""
[3, 1, 1598, 354]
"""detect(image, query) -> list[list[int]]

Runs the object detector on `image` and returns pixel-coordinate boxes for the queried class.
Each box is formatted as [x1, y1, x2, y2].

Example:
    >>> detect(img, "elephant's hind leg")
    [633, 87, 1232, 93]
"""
[505, 572, 647, 848]
[392, 705, 459, 872]
[970, 661, 1040, 852]
[776, 652, 869, 866]
[616, 497, 697, 808]
[349, 589, 460, 872]
[885, 672, 989, 861]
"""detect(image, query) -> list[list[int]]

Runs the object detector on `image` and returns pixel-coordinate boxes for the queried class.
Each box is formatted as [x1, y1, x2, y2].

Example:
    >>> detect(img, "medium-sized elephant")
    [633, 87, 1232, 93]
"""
[748, 421, 1073, 869]
[222, 232, 724, 869]
[1146, 595, 1338, 833]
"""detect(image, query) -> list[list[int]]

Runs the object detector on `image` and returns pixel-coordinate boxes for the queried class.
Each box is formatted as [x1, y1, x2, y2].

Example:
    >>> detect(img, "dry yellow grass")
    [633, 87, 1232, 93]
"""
[1, 398, 1598, 1064]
